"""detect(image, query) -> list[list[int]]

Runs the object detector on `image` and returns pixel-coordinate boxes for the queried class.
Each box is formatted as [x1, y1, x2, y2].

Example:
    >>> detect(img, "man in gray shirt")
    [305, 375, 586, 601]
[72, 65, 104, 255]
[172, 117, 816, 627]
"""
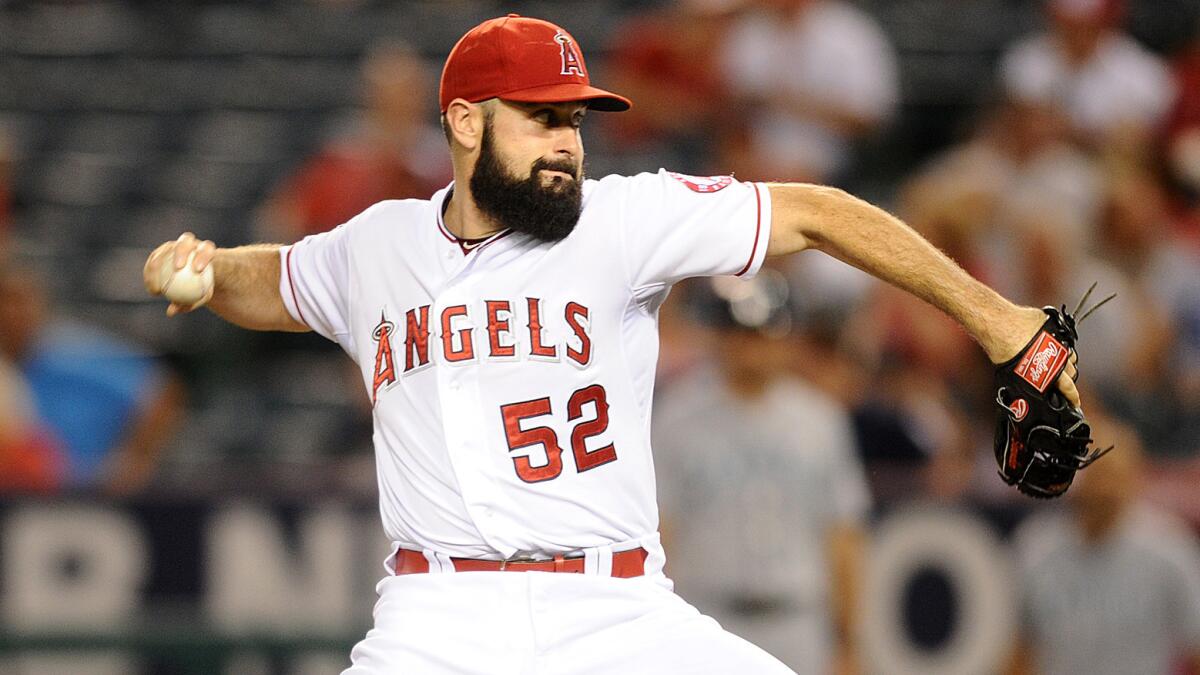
[654, 275, 870, 674]
[1010, 412, 1200, 675]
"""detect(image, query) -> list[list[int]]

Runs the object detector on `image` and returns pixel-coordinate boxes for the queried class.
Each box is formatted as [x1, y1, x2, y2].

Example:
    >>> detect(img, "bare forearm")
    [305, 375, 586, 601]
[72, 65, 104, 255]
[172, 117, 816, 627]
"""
[209, 245, 307, 332]
[767, 184, 1042, 363]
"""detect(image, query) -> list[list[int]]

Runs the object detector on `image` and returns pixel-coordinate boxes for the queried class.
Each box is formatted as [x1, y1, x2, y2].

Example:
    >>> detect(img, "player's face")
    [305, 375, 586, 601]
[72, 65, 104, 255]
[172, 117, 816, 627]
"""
[469, 100, 587, 242]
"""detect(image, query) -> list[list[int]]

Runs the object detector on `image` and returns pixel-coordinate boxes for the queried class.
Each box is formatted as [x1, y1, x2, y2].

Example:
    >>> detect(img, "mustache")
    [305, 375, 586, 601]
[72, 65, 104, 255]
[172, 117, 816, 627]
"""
[531, 157, 580, 181]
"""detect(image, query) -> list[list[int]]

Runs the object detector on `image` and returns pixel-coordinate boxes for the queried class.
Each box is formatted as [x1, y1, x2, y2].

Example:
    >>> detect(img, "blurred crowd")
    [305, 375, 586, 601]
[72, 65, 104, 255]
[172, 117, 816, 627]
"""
[2, 0, 1200, 672]
[640, 1, 1200, 672]
[630, 0, 1200, 540]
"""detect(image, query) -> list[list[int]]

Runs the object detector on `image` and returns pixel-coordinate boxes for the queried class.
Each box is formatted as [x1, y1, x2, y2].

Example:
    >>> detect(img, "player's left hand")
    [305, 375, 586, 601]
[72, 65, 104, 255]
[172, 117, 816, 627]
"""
[991, 290, 1115, 499]
[995, 305, 1081, 408]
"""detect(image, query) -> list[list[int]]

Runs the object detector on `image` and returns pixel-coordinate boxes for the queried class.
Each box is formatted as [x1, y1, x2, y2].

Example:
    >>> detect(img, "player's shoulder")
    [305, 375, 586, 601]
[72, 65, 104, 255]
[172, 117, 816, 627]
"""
[348, 197, 436, 227]
[577, 171, 662, 224]
[584, 169, 746, 200]
[582, 170, 662, 196]
[330, 193, 443, 242]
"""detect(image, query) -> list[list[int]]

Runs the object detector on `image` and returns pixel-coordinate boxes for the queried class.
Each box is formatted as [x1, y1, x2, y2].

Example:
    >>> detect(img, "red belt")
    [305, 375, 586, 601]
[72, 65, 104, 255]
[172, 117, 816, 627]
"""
[393, 547, 648, 578]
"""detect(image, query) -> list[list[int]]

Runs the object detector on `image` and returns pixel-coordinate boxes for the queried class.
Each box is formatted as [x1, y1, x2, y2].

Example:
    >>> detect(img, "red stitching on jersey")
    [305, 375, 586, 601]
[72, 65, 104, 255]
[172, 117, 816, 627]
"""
[438, 191, 513, 254]
[735, 182, 763, 277]
[480, 230, 513, 250]
[435, 198, 457, 243]
[285, 246, 308, 327]
[457, 230, 513, 255]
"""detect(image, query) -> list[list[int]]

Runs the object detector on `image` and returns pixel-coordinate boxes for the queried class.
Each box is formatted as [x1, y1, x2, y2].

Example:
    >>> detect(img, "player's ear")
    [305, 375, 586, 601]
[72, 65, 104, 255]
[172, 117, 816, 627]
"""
[445, 99, 483, 152]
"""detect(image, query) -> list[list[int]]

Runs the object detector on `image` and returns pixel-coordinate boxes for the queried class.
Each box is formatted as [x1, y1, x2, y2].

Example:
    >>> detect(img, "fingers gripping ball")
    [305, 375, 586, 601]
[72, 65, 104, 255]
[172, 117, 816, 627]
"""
[158, 250, 214, 307]
[993, 305, 1111, 498]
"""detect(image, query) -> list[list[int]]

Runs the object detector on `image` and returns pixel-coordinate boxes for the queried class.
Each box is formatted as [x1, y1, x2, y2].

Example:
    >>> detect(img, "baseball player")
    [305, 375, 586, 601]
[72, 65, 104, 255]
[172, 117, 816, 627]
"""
[143, 15, 1083, 674]
[653, 275, 870, 674]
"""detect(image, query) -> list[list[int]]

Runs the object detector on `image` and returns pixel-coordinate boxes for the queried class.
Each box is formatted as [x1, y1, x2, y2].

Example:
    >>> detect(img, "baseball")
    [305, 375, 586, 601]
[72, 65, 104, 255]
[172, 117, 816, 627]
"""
[158, 250, 214, 306]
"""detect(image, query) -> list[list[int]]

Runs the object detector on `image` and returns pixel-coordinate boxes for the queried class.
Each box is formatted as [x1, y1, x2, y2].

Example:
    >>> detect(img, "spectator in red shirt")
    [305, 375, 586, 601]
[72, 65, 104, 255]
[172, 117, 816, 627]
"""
[1166, 23, 1200, 242]
[603, 0, 736, 171]
[0, 261, 184, 495]
[0, 356, 64, 494]
[259, 41, 452, 241]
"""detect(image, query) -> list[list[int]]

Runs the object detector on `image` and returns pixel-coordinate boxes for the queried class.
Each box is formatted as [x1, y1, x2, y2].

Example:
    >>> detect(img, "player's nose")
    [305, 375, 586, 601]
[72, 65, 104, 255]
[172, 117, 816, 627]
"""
[551, 127, 582, 163]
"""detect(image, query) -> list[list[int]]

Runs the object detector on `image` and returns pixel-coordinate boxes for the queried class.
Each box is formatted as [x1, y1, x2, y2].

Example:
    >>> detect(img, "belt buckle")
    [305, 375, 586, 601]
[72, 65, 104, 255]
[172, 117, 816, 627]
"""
[498, 554, 539, 571]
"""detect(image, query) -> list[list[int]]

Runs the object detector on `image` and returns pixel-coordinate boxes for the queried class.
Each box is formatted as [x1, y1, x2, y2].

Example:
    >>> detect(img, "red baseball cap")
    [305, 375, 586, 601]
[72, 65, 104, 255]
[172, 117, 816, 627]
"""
[439, 14, 632, 113]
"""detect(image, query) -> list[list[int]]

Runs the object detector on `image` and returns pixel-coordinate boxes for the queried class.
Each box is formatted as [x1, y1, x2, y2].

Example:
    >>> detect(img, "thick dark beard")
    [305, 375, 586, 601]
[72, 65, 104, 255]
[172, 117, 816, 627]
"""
[469, 123, 583, 243]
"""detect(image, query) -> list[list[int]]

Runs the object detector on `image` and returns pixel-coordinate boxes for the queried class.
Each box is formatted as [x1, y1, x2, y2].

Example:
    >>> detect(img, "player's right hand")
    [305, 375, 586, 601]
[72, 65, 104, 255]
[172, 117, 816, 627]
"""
[143, 231, 217, 316]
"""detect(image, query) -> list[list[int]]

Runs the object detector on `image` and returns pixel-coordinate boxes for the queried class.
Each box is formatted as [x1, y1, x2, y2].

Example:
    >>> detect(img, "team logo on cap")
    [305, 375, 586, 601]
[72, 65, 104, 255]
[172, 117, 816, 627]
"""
[555, 32, 586, 77]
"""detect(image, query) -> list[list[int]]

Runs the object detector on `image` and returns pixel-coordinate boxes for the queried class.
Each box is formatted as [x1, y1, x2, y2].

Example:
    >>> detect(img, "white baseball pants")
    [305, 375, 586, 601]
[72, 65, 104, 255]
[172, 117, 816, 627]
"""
[342, 571, 798, 674]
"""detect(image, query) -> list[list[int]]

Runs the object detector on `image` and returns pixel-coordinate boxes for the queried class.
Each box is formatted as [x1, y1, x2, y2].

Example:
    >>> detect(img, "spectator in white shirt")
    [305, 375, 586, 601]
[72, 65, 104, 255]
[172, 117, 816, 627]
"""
[719, 0, 899, 183]
[1000, 0, 1176, 145]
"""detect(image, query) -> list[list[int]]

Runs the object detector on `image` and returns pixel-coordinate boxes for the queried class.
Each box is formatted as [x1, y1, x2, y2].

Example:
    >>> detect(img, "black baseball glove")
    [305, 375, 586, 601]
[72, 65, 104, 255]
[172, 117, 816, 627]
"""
[993, 288, 1114, 498]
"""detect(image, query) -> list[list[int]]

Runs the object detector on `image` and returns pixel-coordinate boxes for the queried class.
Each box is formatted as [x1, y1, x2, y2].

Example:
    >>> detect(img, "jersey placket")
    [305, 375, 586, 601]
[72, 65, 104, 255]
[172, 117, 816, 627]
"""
[431, 245, 518, 558]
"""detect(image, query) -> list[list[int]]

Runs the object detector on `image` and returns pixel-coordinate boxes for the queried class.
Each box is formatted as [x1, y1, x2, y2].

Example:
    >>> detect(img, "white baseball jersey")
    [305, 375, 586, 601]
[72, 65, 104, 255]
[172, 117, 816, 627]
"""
[279, 170, 771, 565]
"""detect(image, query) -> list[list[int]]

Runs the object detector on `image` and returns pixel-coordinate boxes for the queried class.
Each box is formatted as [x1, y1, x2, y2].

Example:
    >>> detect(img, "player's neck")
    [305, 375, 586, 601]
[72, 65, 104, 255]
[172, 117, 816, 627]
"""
[443, 188, 506, 241]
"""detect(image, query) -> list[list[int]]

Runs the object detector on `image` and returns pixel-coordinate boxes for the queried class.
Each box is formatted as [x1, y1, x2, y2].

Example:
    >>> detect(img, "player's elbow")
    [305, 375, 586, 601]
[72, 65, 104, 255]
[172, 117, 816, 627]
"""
[254, 306, 311, 333]
[765, 183, 854, 257]
[262, 313, 311, 333]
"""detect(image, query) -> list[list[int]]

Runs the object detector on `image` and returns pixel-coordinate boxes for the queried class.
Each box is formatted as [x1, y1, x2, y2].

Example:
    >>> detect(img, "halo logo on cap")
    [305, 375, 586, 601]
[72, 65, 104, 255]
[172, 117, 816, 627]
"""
[439, 15, 631, 113]
[555, 33, 586, 77]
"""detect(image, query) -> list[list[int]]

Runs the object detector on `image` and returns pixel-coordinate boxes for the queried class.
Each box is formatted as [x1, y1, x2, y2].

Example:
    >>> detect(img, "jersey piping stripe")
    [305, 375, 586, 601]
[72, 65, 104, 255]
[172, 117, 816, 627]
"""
[735, 182, 764, 277]
[478, 230, 514, 251]
[435, 191, 512, 254]
[285, 246, 309, 327]
[435, 197, 457, 244]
